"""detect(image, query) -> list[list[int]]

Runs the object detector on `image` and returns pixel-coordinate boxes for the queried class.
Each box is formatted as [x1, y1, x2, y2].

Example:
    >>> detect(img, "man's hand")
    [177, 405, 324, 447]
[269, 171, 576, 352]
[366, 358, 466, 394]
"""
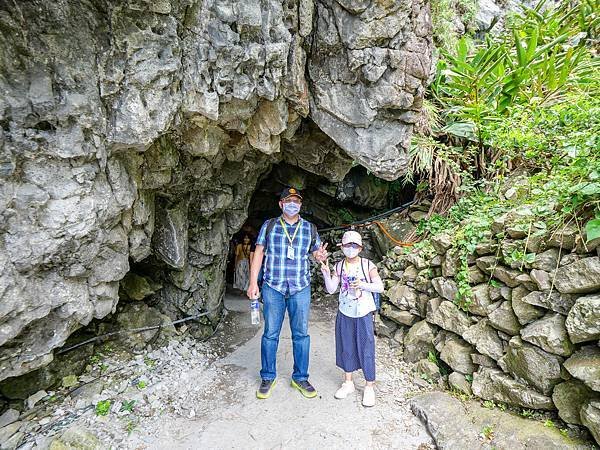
[313, 242, 329, 263]
[247, 282, 260, 300]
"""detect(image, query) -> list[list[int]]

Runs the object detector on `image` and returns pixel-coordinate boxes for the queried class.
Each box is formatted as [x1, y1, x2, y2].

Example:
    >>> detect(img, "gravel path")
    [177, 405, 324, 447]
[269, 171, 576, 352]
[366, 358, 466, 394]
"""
[20, 294, 434, 449]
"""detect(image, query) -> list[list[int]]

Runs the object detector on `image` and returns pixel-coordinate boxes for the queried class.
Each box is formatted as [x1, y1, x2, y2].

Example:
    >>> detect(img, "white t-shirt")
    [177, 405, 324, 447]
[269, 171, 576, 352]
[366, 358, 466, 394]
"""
[335, 258, 376, 318]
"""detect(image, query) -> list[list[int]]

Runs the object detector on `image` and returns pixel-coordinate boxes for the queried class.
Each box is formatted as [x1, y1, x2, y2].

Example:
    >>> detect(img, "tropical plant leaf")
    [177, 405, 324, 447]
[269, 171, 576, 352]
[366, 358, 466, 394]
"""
[585, 218, 600, 243]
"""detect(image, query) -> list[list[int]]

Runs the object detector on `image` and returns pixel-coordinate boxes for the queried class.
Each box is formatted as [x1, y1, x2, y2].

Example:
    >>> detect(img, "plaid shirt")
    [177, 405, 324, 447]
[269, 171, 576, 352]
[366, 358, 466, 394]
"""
[256, 216, 321, 295]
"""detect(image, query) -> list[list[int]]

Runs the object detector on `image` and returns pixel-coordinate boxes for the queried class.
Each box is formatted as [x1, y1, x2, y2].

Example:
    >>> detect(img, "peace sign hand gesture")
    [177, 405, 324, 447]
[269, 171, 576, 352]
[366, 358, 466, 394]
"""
[313, 242, 329, 263]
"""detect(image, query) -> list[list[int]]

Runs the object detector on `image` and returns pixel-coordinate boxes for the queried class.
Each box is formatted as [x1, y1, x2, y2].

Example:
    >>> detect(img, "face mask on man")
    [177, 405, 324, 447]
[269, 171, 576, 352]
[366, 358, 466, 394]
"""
[282, 202, 301, 217]
[342, 247, 360, 258]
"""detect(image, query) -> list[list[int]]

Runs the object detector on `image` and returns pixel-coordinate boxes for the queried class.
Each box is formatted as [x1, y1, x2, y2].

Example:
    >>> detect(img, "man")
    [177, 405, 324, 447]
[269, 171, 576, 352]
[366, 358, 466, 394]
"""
[247, 187, 328, 399]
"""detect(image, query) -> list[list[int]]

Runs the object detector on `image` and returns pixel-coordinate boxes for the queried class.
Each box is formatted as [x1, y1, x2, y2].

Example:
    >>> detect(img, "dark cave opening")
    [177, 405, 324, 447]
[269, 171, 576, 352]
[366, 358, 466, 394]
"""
[225, 160, 418, 289]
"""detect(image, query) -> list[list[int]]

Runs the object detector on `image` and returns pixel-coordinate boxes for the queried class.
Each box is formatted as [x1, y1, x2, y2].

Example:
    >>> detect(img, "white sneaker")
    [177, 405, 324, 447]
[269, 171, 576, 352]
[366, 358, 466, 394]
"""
[334, 381, 355, 399]
[362, 386, 375, 407]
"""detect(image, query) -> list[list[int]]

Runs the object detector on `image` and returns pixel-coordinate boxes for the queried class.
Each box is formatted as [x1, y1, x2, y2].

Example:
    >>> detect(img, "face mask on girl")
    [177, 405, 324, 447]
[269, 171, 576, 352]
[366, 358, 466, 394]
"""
[342, 247, 360, 258]
[282, 202, 301, 216]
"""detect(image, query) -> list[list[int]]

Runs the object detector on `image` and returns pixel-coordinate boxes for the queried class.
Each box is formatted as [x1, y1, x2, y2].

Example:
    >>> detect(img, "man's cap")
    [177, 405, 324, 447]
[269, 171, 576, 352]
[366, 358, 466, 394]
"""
[340, 230, 363, 247]
[280, 186, 303, 200]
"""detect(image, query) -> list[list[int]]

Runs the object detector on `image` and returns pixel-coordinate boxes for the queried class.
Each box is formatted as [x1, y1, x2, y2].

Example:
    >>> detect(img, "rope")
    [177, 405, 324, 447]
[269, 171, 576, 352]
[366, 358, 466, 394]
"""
[317, 200, 416, 247]
[316, 200, 415, 233]
[372, 220, 414, 247]
[56, 307, 221, 355]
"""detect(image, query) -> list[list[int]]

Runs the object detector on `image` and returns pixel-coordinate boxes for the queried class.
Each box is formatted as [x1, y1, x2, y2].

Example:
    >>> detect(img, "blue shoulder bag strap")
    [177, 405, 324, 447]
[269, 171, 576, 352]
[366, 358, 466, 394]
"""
[258, 218, 277, 287]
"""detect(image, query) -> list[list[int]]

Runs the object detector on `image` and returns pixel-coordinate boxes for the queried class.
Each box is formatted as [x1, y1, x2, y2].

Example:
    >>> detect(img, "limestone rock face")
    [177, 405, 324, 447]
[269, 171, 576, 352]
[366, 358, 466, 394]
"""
[0, 0, 432, 381]
[308, 0, 433, 180]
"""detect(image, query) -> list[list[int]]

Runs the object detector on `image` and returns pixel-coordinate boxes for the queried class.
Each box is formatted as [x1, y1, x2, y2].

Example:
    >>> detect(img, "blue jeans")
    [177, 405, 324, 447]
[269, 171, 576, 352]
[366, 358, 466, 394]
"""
[260, 283, 311, 382]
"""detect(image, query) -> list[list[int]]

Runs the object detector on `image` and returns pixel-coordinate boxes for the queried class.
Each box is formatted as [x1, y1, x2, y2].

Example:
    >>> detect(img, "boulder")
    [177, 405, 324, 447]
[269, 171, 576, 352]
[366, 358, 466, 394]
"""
[491, 265, 523, 288]
[403, 320, 436, 363]
[560, 253, 585, 267]
[410, 392, 588, 450]
[410, 392, 483, 449]
[113, 303, 176, 351]
[431, 277, 458, 302]
[441, 249, 460, 277]
[488, 301, 521, 335]
[467, 266, 486, 283]
[531, 248, 560, 271]
[385, 283, 419, 314]
[431, 233, 452, 254]
[428, 300, 472, 335]
[498, 337, 563, 395]
[120, 273, 162, 301]
[565, 294, 600, 344]
[520, 313, 574, 357]
[380, 303, 419, 326]
[472, 367, 554, 410]
[511, 286, 545, 325]
[48, 426, 101, 450]
[554, 257, 600, 294]
[0, 421, 22, 448]
[547, 224, 578, 250]
[415, 359, 442, 382]
[529, 269, 552, 291]
[463, 319, 504, 361]
[448, 372, 472, 395]
[475, 256, 497, 274]
[521, 290, 575, 315]
[552, 380, 597, 425]
[374, 315, 397, 338]
[440, 339, 477, 375]
[467, 284, 495, 316]
[564, 346, 600, 392]
[401, 266, 418, 282]
[471, 353, 497, 369]
[433, 330, 461, 353]
[0, 410, 19, 429]
[580, 400, 600, 445]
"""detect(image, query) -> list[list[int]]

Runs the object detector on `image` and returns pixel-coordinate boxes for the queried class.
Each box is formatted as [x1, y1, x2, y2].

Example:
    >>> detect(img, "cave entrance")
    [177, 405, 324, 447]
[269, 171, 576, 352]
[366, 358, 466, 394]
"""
[225, 160, 417, 293]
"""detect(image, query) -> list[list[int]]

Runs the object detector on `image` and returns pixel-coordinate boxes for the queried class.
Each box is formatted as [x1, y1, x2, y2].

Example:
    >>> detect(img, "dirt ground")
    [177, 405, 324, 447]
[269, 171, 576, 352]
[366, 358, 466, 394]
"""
[19, 293, 435, 449]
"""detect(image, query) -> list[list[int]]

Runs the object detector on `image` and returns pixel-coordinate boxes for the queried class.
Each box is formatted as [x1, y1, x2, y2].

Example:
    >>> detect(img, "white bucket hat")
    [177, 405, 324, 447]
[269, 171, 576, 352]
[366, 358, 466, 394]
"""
[340, 230, 363, 247]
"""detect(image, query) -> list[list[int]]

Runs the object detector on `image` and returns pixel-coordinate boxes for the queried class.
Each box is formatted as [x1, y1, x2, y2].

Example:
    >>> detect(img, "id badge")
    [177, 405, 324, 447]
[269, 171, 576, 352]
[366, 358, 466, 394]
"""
[287, 246, 295, 260]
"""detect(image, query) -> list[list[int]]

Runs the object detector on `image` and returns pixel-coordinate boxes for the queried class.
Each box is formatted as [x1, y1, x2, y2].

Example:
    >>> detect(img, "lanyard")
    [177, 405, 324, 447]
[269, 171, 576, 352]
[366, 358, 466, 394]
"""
[279, 217, 301, 246]
[343, 259, 359, 276]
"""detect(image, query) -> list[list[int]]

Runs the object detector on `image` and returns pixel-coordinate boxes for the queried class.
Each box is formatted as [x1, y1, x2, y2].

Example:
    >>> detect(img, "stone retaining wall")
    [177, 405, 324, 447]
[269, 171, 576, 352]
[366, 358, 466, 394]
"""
[377, 215, 600, 444]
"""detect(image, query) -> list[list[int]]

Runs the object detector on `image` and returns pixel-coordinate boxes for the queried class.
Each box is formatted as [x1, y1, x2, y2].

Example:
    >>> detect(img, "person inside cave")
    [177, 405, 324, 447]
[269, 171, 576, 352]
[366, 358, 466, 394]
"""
[233, 234, 254, 293]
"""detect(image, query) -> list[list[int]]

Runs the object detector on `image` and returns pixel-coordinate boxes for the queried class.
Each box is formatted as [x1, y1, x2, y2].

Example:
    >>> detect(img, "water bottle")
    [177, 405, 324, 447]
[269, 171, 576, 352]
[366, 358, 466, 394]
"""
[250, 299, 260, 325]
[347, 276, 356, 297]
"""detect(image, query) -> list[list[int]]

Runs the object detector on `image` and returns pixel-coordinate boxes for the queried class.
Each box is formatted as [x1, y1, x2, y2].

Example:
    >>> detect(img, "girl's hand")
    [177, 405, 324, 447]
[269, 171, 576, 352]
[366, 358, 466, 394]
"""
[320, 257, 330, 275]
[314, 243, 329, 263]
[350, 279, 361, 289]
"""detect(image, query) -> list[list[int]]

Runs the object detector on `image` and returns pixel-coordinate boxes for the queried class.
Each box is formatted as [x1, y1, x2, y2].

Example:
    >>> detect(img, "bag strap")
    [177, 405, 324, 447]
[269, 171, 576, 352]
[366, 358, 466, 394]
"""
[309, 222, 317, 254]
[360, 257, 373, 283]
[264, 218, 277, 253]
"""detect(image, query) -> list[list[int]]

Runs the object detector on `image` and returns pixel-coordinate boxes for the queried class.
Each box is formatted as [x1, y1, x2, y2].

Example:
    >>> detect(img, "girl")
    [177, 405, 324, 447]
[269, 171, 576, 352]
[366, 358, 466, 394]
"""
[233, 235, 253, 292]
[320, 230, 384, 407]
